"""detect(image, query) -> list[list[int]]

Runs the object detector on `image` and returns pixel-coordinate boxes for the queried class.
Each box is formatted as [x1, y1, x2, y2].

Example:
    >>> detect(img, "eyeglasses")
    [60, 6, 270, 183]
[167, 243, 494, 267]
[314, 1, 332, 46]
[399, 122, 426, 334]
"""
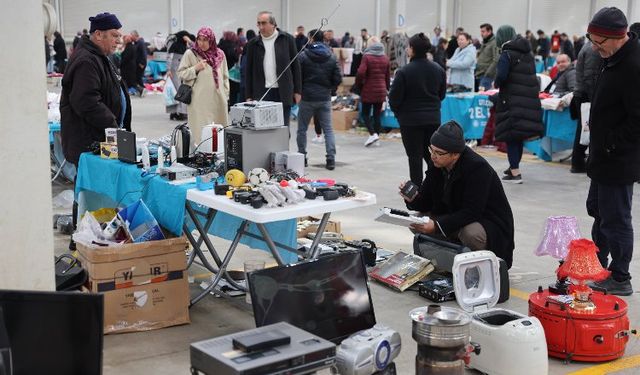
[586, 33, 609, 46]
[428, 146, 449, 157]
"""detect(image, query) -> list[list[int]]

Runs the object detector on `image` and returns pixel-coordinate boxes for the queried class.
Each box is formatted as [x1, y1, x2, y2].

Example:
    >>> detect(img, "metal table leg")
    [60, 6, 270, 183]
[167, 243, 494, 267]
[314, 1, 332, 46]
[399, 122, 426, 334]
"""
[186, 203, 224, 268]
[255, 223, 286, 266]
[308, 213, 332, 259]
[186, 207, 217, 268]
[190, 220, 249, 307]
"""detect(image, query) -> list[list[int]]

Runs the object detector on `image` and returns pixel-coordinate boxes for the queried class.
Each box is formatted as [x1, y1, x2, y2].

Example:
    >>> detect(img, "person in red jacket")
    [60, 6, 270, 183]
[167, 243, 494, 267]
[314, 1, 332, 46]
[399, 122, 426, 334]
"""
[356, 38, 390, 146]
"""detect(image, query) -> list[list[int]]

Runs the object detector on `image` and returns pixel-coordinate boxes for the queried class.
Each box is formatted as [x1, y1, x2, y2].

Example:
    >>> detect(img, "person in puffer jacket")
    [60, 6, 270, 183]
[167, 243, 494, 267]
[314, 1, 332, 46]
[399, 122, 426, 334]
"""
[296, 29, 342, 170]
[493, 25, 544, 184]
[356, 38, 390, 147]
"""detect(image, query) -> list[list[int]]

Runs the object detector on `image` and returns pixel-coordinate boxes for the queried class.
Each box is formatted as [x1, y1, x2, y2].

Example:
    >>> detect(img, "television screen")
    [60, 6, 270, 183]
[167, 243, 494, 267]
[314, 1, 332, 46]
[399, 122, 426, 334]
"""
[0, 290, 103, 375]
[249, 251, 376, 344]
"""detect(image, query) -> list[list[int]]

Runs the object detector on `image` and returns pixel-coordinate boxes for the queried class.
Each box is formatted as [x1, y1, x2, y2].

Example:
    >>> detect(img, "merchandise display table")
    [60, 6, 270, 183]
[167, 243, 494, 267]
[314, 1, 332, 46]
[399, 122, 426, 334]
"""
[185, 189, 377, 306]
[74, 153, 297, 265]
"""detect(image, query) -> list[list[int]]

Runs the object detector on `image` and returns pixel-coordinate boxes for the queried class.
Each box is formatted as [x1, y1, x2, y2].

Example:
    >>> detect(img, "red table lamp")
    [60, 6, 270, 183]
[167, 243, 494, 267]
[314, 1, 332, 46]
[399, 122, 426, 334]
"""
[557, 239, 610, 310]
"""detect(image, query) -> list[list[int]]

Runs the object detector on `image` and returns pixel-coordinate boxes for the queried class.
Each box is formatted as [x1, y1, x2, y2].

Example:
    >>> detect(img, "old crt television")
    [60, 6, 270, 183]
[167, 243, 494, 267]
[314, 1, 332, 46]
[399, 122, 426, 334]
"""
[249, 251, 376, 344]
[0, 290, 103, 375]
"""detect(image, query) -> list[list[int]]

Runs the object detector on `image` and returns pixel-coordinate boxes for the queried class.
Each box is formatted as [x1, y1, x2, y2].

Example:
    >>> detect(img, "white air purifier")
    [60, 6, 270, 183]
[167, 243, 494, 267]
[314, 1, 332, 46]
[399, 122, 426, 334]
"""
[453, 251, 548, 375]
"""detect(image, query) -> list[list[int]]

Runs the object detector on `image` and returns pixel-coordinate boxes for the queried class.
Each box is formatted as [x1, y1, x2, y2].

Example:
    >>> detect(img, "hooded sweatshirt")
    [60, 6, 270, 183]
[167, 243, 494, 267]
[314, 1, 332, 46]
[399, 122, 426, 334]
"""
[363, 42, 385, 56]
[298, 42, 342, 101]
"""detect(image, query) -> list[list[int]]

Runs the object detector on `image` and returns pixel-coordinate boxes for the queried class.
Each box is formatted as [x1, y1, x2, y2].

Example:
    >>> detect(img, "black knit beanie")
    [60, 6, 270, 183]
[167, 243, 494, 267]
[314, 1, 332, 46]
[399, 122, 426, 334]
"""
[430, 121, 466, 153]
[588, 7, 628, 38]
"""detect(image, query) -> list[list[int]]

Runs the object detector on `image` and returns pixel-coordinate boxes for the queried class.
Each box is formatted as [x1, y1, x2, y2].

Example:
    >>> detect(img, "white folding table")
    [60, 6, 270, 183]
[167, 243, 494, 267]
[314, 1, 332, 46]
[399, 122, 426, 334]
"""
[184, 189, 376, 306]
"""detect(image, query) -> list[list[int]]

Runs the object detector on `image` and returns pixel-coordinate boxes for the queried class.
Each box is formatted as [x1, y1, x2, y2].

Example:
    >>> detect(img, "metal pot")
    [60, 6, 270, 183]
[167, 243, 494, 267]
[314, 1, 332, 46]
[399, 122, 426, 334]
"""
[410, 305, 477, 375]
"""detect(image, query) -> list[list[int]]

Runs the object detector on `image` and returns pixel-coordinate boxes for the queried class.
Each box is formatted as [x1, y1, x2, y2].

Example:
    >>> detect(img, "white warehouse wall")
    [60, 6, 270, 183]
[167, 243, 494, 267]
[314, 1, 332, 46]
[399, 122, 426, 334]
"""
[56, 0, 639, 42]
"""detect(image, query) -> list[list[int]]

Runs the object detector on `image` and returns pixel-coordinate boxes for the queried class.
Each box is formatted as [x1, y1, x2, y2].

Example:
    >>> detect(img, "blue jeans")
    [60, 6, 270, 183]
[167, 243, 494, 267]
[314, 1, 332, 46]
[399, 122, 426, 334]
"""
[297, 100, 336, 161]
[586, 181, 634, 281]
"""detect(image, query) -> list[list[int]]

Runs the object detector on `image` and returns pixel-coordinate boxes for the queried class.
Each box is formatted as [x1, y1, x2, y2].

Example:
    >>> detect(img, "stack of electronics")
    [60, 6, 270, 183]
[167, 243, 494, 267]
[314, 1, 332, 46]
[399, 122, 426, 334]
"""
[190, 252, 401, 375]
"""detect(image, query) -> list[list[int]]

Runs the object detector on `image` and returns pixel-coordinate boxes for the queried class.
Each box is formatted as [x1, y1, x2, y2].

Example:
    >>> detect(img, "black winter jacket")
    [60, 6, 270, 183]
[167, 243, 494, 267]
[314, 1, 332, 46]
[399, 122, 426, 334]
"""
[120, 42, 138, 88]
[388, 57, 446, 126]
[60, 36, 131, 165]
[298, 43, 342, 102]
[53, 35, 67, 62]
[406, 148, 515, 268]
[574, 41, 603, 101]
[587, 32, 640, 184]
[494, 36, 543, 142]
[244, 30, 301, 105]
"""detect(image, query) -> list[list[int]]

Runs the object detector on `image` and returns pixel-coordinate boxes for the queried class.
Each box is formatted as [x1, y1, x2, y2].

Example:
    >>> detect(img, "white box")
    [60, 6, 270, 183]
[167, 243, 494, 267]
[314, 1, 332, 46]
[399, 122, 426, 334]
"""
[275, 151, 305, 177]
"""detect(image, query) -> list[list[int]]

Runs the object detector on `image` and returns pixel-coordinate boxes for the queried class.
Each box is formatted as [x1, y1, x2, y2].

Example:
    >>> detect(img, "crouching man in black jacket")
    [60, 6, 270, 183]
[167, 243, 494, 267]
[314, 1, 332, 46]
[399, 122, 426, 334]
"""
[399, 121, 516, 268]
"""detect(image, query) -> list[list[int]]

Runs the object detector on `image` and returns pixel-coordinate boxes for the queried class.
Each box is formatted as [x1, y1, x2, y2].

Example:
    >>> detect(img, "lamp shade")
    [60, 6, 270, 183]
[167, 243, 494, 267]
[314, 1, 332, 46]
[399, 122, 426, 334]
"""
[535, 216, 581, 259]
[557, 239, 610, 282]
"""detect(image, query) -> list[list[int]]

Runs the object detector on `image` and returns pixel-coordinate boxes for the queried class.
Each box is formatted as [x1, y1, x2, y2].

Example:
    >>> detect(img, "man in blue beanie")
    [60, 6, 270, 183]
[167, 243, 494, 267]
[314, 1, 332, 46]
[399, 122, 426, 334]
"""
[60, 12, 131, 250]
[399, 121, 516, 268]
[61, 12, 131, 166]
[585, 7, 640, 295]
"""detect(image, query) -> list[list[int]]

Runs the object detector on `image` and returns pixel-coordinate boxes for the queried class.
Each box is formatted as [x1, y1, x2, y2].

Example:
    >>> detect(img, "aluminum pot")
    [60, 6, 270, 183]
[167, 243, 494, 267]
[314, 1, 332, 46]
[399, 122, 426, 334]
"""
[410, 305, 473, 375]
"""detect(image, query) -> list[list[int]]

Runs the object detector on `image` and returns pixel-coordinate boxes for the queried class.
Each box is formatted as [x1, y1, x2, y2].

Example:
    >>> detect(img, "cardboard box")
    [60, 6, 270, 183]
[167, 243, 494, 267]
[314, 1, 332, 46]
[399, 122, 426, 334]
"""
[297, 216, 342, 238]
[332, 110, 359, 131]
[77, 236, 190, 334]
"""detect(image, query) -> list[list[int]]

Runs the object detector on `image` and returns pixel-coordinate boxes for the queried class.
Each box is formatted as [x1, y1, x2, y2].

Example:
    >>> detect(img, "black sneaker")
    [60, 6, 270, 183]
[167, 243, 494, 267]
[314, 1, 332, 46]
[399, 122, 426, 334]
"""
[326, 159, 335, 170]
[503, 168, 512, 176]
[502, 174, 522, 184]
[304, 157, 308, 167]
[570, 166, 586, 173]
[69, 238, 76, 251]
[590, 277, 633, 296]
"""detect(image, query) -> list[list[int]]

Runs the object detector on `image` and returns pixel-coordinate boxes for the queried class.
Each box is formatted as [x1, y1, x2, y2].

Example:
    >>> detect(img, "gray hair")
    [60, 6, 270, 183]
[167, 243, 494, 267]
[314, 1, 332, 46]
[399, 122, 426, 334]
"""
[131, 30, 139, 37]
[258, 11, 277, 26]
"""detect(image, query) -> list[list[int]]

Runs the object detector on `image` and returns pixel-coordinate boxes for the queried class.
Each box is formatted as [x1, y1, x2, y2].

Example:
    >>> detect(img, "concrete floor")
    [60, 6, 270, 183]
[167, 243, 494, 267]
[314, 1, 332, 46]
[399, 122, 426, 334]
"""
[51, 91, 640, 374]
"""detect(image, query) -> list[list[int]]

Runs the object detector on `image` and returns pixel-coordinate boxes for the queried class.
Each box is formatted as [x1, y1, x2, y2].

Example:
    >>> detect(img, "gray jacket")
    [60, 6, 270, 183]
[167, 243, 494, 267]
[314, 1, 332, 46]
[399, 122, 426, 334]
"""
[574, 41, 603, 101]
[554, 65, 576, 96]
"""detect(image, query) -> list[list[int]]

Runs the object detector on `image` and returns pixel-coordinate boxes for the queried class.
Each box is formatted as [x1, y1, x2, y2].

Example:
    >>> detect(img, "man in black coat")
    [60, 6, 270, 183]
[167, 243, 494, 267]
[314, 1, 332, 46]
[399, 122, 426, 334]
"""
[60, 12, 132, 166]
[400, 121, 515, 268]
[584, 7, 640, 296]
[131, 30, 148, 96]
[120, 34, 138, 92]
[245, 10, 301, 127]
[53, 31, 67, 73]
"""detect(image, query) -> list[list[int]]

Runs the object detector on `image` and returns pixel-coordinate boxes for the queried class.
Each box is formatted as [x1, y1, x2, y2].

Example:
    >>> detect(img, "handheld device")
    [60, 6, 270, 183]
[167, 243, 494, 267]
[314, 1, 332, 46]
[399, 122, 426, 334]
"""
[400, 181, 419, 201]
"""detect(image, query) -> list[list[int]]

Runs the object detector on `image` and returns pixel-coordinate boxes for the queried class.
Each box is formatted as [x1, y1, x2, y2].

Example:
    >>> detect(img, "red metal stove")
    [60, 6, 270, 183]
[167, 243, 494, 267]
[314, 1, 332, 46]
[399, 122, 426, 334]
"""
[529, 288, 631, 362]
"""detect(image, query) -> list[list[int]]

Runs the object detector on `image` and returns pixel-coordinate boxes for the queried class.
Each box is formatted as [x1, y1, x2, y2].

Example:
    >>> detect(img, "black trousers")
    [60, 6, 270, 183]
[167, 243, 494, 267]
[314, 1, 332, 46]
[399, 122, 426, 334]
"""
[571, 111, 588, 168]
[586, 180, 635, 281]
[136, 64, 146, 87]
[362, 102, 383, 135]
[400, 125, 439, 185]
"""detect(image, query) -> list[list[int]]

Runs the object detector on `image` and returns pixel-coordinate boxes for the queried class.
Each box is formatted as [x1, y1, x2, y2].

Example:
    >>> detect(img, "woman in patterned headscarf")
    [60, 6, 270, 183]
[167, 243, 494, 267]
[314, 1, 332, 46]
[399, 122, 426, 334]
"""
[178, 27, 229, 144]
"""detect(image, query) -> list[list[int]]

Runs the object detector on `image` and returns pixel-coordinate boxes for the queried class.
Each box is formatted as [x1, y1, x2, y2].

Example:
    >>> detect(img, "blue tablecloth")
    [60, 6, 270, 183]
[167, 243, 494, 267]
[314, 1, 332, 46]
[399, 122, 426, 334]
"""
[75, 154, 297, 263]
[146, 60, 167, 81]
[440, 94, 491, 139]
[376, 92, 577, 160]
[379, 94, 491, 139]
[49, 121, 60, 145]
[525, 108, 577, 161]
